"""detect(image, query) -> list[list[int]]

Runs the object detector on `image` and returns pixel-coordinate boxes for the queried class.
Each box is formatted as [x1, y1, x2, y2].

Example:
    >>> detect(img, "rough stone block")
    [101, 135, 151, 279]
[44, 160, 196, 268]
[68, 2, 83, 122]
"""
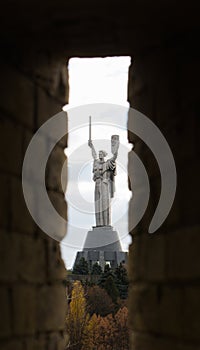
[128, 241, 139, 282]
[33, 184, 67, 241]
[178, 160, 200, 227]
[46, 145, 67, 193]
[34, 59, 68, 103]
[129, 284, 184, 338]
[24, 335, 46, 350]
[48, 332, 68, 350]
[37, 285, 66, 332]
[0, 117, 23, 175]
[128, 284, 158, 332]
[22, 129, 34, 159]
[37, 86, 63, 128]
[47, 239, 67, 282]
[0, 340, 23, 350]
[167, 226, 200, 280]
[0, 174, 9, 229]
[128, 236, 146, 282]
[158, 286, 183, 337]
[130, 331, 199, 350]
[22, 131, 48, 185]
[13, 285, 36, 335]
[0, 61, 34, 128]
[18, 234, 46, 283]
[39, 189, 67, 241]
[0, 287, 11, 338]
[0, 231, 19, 282]
[146, 233, 165, 282]
[11, 177, 35, 234]
[183, 287, 200, 340]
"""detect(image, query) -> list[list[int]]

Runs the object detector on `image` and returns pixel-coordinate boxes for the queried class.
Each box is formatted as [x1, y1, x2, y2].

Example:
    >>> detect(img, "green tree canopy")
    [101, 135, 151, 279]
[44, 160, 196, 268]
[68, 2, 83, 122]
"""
[114, 263, 129, 299]
[91, 262, 102, 275]
[72, 257, 89, 275]
[104, 275, 119, 304]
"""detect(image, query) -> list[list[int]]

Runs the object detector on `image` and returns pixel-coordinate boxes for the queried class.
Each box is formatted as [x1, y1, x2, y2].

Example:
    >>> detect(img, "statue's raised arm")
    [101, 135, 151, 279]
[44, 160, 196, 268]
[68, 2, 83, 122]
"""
[88, 116, 97, 159]
[88, 140, 97, 159]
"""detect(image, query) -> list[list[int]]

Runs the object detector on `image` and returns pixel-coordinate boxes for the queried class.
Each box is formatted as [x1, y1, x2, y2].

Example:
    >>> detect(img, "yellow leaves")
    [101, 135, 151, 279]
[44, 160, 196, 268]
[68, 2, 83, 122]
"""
[66, 281, 89, 349]
[115, 306, 128, 328]
[66, 281, 129, 349]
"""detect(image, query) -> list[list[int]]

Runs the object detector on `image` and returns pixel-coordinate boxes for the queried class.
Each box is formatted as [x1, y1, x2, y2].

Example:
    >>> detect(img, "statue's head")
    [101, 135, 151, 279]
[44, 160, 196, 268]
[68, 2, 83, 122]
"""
[99, 150, 107, 159]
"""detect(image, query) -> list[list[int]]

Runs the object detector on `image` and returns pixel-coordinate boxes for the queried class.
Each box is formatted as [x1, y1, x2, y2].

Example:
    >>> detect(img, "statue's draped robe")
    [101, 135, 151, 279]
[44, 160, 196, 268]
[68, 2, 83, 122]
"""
[93, 157, 116, 226]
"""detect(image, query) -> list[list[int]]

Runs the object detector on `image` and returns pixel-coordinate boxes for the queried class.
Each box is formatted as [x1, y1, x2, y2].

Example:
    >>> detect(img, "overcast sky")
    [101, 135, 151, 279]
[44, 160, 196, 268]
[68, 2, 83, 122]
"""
[60, 57, 132, 269]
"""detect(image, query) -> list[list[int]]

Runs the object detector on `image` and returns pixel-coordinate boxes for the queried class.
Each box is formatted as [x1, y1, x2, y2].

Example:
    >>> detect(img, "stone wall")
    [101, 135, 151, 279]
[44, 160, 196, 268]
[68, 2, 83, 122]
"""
[128, 46, 200, 349]
[0, 55, 69, 349]
[0, 3, 199, 349]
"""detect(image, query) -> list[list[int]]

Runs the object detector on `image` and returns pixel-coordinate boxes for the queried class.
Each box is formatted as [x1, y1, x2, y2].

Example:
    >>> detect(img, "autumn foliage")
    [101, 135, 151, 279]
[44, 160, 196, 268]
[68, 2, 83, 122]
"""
[66, 280, 129, 349]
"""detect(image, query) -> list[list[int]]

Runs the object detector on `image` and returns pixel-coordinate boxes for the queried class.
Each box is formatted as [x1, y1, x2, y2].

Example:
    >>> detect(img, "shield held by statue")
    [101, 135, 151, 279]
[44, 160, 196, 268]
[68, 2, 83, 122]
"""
[111, 135, 120, 154]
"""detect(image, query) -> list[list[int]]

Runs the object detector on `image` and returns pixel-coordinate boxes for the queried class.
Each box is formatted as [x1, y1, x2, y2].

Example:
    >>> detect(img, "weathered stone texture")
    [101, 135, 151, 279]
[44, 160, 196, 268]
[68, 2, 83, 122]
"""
[130, 331, 200, 350]
[0, 231, 19, 282]
[13, 285, 36, 335]
[23, 334, 47, 350]
[46, 144, 67, 193]
[17, 234, 46, 283]
[37, 85, 66, 128]
[47, 239, 67, 282]
[128, 47, 200, 349]
[0, 288, 11, 338]
[0, 56, 68, 350]
[0, 232, 46, 284]
[0, 61, 34, 128]
[0, 116, 23, 175]
[167, 226, 200, 280]
[37, 285, 66, 332]
[47, 332, 68, 350]
[0, 3, 199, 350]
[0, 340, 24, 350]
[183, 287, 200, 340]
[0, 174, 9, 229]
[11, 176, 36, 234]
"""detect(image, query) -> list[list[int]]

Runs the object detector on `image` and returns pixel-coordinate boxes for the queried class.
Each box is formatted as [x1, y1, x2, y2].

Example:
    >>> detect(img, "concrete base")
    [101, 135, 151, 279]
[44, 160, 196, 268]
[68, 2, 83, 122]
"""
[75, 250, 128, 270]
[83, 225, 122, 251]
[73, 225, 128, 271]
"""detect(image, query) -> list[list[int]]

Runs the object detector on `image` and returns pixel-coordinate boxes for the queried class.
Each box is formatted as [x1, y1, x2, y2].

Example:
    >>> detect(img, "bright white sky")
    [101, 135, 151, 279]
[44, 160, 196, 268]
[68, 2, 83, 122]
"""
[61, 57, 132, 269]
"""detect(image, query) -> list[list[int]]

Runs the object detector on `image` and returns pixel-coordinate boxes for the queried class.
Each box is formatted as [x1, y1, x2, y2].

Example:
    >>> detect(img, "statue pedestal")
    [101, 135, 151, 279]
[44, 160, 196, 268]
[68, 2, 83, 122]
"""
[74, 225, 128, 271]
[83, 225, 122, 251]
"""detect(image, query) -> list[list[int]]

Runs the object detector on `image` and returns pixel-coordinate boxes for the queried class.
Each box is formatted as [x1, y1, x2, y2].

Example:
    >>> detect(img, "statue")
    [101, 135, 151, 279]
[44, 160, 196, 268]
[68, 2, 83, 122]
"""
[88, 117, 119, 227]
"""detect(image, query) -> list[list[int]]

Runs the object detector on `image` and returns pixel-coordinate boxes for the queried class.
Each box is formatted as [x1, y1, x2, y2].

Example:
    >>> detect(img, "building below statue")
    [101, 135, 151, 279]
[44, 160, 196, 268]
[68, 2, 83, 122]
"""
[74, 226, 128, 271]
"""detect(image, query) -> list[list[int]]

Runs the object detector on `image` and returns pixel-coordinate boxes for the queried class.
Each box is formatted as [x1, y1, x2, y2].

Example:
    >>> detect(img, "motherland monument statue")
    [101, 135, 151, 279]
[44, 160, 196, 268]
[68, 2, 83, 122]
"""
[88, 116, 120, 227]
[73, 116, 127, 271]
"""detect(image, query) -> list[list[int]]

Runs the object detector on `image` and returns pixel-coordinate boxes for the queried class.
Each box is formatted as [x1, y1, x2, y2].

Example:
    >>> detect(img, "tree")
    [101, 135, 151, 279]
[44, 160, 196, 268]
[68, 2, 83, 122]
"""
[95, 313, 116, 350]
[86, 285, 115, 316]
[66, 281, 89, 349]
[91, 262, 102, 275]
[114, 306, 129, 349]
[104, 275, 119, 304]
[114, 263, 129, 299]
[104, 263, 111, 273]
[97, 266, 114, 289]
[82, 313, 100, 350]
[82, 307, 129, 350]
[72, 257, 89, 275]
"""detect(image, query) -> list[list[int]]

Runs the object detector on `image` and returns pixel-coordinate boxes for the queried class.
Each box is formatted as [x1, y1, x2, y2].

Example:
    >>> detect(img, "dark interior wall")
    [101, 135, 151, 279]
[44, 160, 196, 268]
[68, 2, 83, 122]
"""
[0, 55, 69, 349]
[0, 2, 200, 349]
[128, 46, 200, 349]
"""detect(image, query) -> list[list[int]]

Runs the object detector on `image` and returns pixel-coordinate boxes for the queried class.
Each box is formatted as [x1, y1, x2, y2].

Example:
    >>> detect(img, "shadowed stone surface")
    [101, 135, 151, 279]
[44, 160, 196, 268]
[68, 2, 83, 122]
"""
[0, 2, 200, 349]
